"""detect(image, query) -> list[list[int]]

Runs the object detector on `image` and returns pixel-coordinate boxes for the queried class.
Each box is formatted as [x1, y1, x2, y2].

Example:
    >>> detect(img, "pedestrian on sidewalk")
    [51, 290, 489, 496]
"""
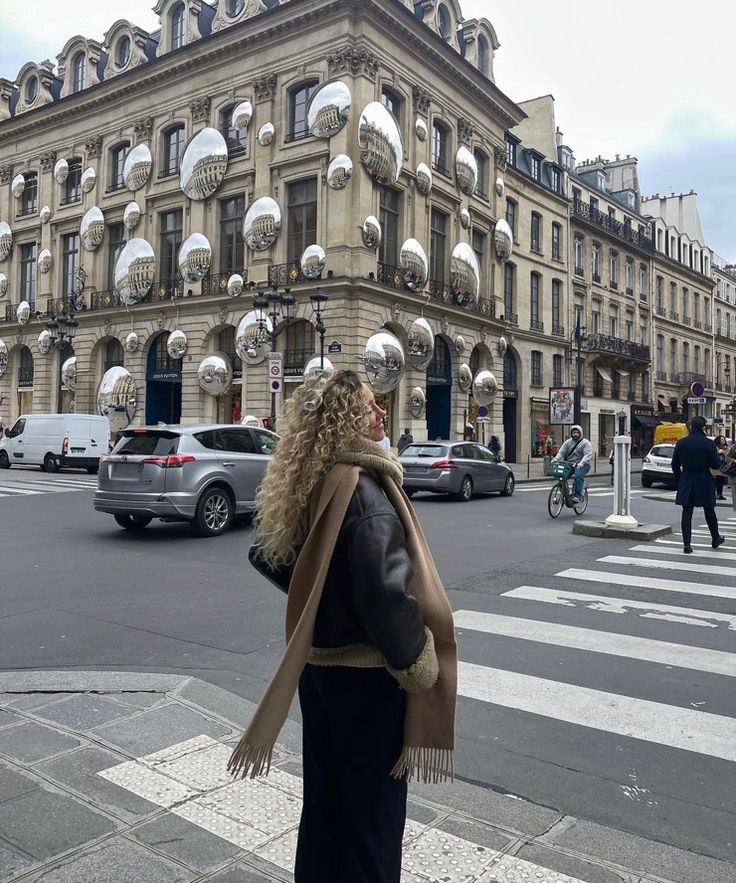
[671, 415, 724, 554]
[397, 427, 414, 454]
[231, 369, 457, 883]
[713, 434, 729, 500]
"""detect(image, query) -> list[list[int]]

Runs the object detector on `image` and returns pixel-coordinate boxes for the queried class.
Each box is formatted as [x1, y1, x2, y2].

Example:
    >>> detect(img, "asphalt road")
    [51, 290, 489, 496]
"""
[2, 465, 735, 866]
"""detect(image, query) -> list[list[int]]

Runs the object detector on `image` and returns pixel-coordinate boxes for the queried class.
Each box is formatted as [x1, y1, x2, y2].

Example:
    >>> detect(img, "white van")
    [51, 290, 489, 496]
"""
[0, 414, 110, 473]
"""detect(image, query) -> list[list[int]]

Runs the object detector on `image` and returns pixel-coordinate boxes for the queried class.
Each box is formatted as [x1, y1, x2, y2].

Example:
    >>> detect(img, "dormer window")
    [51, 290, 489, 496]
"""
[477, 35, 489, 75]
[25, 76, 38, 104]
[116, 36, 131, 69]
[227, 0, 245, 15]
[171, 3, 185, 50]
[72, 52, 86, 93]
[530, 155, 540, 181]
[596, 170, 606, 190]
[437, 5, 452, 41]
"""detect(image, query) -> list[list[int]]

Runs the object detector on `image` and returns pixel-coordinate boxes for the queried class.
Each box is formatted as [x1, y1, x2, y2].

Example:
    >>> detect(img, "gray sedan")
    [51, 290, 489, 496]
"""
[94, 424, 278, 536]
[400, 441, 515, 501]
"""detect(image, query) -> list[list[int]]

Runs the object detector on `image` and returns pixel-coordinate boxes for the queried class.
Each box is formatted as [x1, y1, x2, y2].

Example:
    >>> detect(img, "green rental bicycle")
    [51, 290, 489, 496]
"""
[547, 460, 589, 518]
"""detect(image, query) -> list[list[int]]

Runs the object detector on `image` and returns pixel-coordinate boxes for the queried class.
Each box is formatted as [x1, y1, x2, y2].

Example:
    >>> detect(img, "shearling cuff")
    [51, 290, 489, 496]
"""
[387, 627, 439, 693]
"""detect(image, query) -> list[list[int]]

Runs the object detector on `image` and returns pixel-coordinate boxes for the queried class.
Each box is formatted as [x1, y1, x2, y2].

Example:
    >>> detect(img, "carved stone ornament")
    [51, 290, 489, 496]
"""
[480, 326, 487, 343]
[412, 86, 431, 115]
[327, 44, 379, 81]
[39, 150, 57, 172]
[493, 144, 507, 172]
[458, 117, 474, 146]
[0, 165, 12, 185]
[103, 319, 112, 333]
[392, 302, 401, 322]
[440, 315, 449, 334]
[156, 311, 166, 329]
[190, 96, 211, 123]
[85, 135, 103, 158]
[212, 0, 266, 32]
[217, 304, 229, 324]
[253, 73, 278, 103]
[134, 116, 154, 144]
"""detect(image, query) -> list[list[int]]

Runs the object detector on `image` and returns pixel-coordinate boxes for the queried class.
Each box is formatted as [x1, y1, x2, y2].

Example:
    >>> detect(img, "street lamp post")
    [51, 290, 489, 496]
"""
[45, 267, 86, 348]
[309, 288, 328, 370]
[725, 366, 735, 441]
[571, 319, 586, 427]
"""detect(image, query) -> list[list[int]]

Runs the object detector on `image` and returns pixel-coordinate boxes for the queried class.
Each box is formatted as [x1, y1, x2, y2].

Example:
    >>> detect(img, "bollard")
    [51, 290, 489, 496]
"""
[605, 435, 638, 528]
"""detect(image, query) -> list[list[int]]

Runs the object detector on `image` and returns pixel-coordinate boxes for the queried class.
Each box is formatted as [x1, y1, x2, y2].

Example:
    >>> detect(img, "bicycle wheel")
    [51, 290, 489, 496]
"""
[573, 488, 589, 515]
[547, 482, 563, 518]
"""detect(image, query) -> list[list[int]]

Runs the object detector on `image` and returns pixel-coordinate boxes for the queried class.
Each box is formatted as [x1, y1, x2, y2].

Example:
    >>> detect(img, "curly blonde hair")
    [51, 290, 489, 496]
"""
[254, 369, 371, 567]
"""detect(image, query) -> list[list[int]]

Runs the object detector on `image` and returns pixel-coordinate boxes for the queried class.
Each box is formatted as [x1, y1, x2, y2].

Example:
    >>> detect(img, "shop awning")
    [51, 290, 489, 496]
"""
[633, 415, 660, 428]
[617, 369, 630, 377]
[596, 366, 614, 384]
[657, 395, 668, 408]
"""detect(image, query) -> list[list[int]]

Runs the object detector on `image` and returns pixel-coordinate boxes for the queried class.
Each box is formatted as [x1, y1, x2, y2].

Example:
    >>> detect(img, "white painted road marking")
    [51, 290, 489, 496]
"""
[629, 543, 736, 561]
[599, 555, 736, 580]
[557, 568, 736, 601]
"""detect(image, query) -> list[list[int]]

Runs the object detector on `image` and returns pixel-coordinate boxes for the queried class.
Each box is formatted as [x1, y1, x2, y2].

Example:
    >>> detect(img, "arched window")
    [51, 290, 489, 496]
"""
[473, 148, 487, 198]
[19, 346, 34, 386]
[227, 0, 245, 14]
[162, 124, 186, 175]
[432, 120, 449, 174]
[477, 35, 489, 75]
[72, 52, 86, 93]
[25, 76, 38, 104]
[503, 350, 517, 390]
[288, 80, 318, 141]
[104, 338, 125, 371]
[116, 36, 131, 69]
[171, 3, 185, 50]
[437, 5, 452, 41]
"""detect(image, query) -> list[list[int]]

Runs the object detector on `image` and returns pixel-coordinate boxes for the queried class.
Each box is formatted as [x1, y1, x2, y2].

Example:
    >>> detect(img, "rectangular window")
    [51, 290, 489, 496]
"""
[592, 244, 600, 281]
[107, 223, 126, 289]
[592, 310, 601, 334]
[530, 213, 541, 252]
[553, 353, 563, 387]
[62, 232, 80, 297]
[574, 236, 583, 273]
[550, 168, 561, 193]
[552, 280, 561, 331]
[610, 252, 618, 289]
[531, 351, 542, 386]
[432, 123, 449, 174]
[609, 311, 618, 337]
[20, 242, 36, 301]
[20, 173, 38, 214]
[505, 137, 516, 167]
[379, 186, 400, 267]
[472, 229, 485, 276]
[289, 82, 318, 140]
[221, 108, 247, 156]
[287, 178, 318, 263]
[219, 195, 245, 273]
[159, 209, 183, 281]
[110, 144, 128, 190]
[430, 208, 447, 282]
[625, 319, 633, 341]
[530, 273, 540, 326]
[551, 222, 561, 260]
[504, 263, 515, 319]
[505, 199, 516, 236]
[625, 259, 633, 292]
[63, 161, 82, 204]
[163, 127, 185, 176]
[530, 156, 540, 180]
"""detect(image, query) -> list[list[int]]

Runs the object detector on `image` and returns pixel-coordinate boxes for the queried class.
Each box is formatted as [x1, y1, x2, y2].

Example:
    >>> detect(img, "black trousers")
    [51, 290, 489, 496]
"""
[295, 665, 407, 883]
[681, 505, 719, 545]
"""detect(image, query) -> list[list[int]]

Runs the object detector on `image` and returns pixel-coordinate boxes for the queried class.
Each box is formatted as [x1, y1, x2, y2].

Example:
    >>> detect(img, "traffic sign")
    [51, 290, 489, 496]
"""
[476, 416, 491, 424]
[477, 405, 489, 417]
[690, 381, 705, 397]
[687, 396, 707, 404]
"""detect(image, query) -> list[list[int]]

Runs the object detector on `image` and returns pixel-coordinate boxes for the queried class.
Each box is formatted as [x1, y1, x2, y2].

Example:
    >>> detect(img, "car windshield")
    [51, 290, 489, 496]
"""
[651, 445, 675, 458]
[115, 430, 180, 456]
[401, 444, 448, 458]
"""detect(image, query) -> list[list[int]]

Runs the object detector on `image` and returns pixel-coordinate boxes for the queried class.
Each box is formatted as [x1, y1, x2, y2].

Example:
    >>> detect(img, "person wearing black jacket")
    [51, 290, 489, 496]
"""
[671, 416, 725, 553]
[397, 427, 414, 454]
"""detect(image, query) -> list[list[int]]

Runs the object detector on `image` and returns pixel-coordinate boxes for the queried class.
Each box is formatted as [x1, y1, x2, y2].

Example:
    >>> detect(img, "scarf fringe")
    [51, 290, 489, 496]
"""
[390, 746, 455, 784]
[227, 739, 274, 780]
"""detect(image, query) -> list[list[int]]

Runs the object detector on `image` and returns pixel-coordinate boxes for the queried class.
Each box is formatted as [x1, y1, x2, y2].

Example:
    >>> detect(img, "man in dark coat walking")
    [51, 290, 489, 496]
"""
[671, 416, 724, 553]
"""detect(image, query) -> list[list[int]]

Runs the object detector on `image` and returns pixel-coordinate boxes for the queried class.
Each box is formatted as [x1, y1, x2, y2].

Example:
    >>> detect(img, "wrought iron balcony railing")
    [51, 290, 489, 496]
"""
[374, 263, 494, 318]
[656, 370, 667, 381]
[668, 310, 679, 322]
[584, 333, 650, 362]
[552, 324, 565, 337]
[655, 305, 666, 317]
[640, 292, 648, 303]
[90, 289, 123, 311]
[17, 366, 34, 386]
[201, 270, 248, 297]
[626, 287, 634, 296]
[574, 266, 584, 277]
[571, 199, 654, 251]
[677, 372, 707, 386]
[530, 319, 544, 332]
[142, 278, 184, 303]
[268, 261, 308, 287]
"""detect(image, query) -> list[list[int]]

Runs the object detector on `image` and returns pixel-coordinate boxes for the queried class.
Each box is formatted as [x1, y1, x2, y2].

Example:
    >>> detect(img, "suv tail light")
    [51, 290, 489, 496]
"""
[142, 455, 196, 468]
[430, 459, 456, 469]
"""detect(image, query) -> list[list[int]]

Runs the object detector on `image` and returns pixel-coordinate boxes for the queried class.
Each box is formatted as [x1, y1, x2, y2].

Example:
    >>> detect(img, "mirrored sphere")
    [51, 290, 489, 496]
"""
[473, 369, 498, 405]
[494, 218, 513, 261]
[54, 158, 69, 184]
[178, 233, 212, 282]
[358, 101, 403, 185]
[61, 356, 77, 390]
[0, 273, 6, 297]
[197, 353, 233, 395]
[231, 99, 253, 131]
[243, 197, 281, 251]
[495, 176, 505, 197]
[16, 301, 31, 325]
[257, 122, 274, 146]
[81, 167, 96, 193]
[300, 244, 326, 280]
[11, 174, 25, 198]
[0, 340, 7, 376]
[235, 310, 272, 365]
[37, 329, 51, 355]
[0, 222, 12, 261]
[498, 335, 507, 356]
[38, 248, 53, 274]
[458, 363, 472, 393]
[180, 127, 229, 200]
[410, 386, 426, 418]
[123, 143, 152, 191]
[455, 145, 478, 195]
[80, 207, 105, 252]
[415, 117, 428, 142]
[455, 334, 465, 355]
[124, 331, 139, 353]
[40, 205, 52, 224]
[114, 238, 156, 305]
[361, 215, 381, 250]
[308, 80, 351, 138]
[167, 329, 188, 359]
[400, 238, 428, 291]
[408, 317, 434, 370]
[227, 273, 244, 297]
[98, 366, 137, 433]
[363, 330, 405, 394]
[123, 202, 140, 230]
[326, 154, 353, 190]
[416, 162, 432, 195]
[460, 208, 470, 229]
[450, 242, 480, 307]
[304, 355, 334, 379]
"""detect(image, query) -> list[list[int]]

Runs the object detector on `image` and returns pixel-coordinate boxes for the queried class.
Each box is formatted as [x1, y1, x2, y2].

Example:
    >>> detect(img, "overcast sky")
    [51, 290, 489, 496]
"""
[1, 0, 733, 261]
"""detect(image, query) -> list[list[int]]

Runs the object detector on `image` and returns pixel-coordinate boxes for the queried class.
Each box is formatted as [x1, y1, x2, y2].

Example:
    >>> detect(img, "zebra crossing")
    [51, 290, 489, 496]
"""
[0, 472, 98, 498]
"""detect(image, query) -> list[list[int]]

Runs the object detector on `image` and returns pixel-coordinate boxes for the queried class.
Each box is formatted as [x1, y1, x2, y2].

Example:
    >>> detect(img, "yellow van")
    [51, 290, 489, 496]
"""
[654, 422, 688, 445]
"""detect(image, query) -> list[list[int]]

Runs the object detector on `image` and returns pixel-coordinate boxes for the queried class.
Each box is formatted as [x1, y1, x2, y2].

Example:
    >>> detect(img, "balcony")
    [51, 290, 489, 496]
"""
[694, 319, 702, 329]
[677, 372, 707, 386]
[90, 289, 123, 311]
[640, 291, 648, 303]
[530, 319, 544, 332]
[592, 272, 601, 284]
[610, 281, 618, 291]
[656, 370, 667, 381]
[626, 287, 634, 297]
[3, 303, 13, 322]
[571, 199, 654, 251]
[374, 263, 494, 318]
[59, 192, 82, 206]
[668, 311, 679, 322]
[683, 315, 691, 326]
[655, 305, 666, 317]
[201, 271, 248, 297]
[574, 266, 584, 277]
[17, 204, 38, 218]
[584, 333, 649, 362]
[473, 186, 488, 201]
[142, 278, 184, 303]
[431, 161, 451, 179]
[552, 324, 565, 337]
[268, 261, 309, 287]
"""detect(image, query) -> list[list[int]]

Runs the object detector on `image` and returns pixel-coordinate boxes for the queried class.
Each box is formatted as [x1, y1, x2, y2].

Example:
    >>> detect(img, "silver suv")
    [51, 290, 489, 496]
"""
[94, 424, 278, 536]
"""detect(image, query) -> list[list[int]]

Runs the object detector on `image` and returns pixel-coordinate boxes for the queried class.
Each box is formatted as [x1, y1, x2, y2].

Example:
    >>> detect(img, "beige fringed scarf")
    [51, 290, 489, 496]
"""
[228, 438, 457, 783]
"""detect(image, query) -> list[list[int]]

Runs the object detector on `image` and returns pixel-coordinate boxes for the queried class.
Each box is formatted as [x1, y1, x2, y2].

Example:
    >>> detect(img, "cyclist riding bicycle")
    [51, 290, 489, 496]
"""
[552, 424, 592, 504]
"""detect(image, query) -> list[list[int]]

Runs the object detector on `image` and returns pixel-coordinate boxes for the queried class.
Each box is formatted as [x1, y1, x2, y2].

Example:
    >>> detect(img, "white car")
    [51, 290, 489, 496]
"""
[641, 444, 677, 488]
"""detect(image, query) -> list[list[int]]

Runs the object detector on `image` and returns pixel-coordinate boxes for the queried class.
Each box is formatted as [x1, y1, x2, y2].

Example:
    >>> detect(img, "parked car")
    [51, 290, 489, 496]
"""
[94, 424, 278, 536]
[641, 444, 677, 488]
[0, 413, 110, 473]
[400, 440, 515, 501]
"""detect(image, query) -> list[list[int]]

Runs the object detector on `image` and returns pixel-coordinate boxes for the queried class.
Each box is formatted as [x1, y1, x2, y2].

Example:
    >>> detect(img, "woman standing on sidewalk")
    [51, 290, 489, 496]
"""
[230, 369, 457, 883]
[714, 434, 729, 500]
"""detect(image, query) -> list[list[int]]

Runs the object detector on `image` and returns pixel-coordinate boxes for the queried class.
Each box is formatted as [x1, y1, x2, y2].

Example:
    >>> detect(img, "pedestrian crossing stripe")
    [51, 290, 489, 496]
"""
[0, 479, 97, 497]
[599, 555, 736, 581]
[558, 568, 736, 601]
[630, 543, 736, 561]
[453, 610, 735, 676]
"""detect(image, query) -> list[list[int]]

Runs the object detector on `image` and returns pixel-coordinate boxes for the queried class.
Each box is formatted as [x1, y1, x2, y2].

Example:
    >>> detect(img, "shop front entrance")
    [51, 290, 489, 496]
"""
[426, 336, 451, 440]
[502, 351, 518, 462]
[146, 332, 182, 425]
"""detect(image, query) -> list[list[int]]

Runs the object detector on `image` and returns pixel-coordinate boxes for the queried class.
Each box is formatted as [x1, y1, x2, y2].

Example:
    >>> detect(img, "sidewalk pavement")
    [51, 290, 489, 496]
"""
[2, 672, 734, 883]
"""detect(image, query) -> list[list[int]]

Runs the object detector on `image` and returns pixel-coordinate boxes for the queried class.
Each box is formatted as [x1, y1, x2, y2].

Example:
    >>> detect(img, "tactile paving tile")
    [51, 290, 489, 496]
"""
[402, 827, 502, 883]
[156, 742, 233, 791]
[253, 827, 299, 872]
[402, 819, 428, 846]
[98, 759, 195, 808]
[173, 799, 267, 851]
[262, 766, 303, 797]
[141, 734, 219, 766]
[479, 855, 585, 882]
[199, 778, 302, 835]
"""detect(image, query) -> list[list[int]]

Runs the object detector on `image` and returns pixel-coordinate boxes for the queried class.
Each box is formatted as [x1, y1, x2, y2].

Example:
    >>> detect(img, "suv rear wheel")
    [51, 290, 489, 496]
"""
[195, 486, 233, 537]
[641, 475, 653, 488]
[114, 514, 153, 531]
[454, 475, 473, 502]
